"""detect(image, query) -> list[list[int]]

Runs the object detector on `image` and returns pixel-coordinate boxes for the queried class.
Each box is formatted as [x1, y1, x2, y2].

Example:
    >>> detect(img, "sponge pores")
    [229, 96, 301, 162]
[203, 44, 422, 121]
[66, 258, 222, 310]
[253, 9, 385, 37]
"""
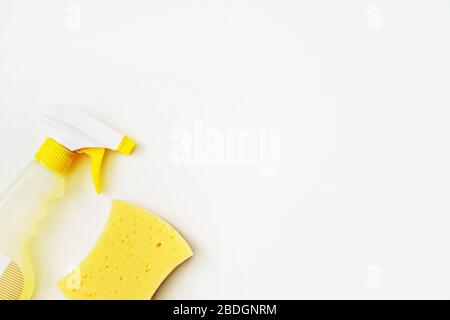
[58, 200, 193, 300]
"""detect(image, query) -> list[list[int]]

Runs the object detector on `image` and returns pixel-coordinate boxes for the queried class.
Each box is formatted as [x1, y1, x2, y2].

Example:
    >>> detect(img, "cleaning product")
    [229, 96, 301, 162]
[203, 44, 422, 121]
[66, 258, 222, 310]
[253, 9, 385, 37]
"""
[0, 107, 136, 300]
[59, 200, 193, 300]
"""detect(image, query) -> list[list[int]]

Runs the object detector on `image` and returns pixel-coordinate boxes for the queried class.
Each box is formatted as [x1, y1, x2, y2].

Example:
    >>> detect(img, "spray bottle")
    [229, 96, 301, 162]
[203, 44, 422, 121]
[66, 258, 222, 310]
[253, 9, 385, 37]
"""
[0, 107, 136, 300]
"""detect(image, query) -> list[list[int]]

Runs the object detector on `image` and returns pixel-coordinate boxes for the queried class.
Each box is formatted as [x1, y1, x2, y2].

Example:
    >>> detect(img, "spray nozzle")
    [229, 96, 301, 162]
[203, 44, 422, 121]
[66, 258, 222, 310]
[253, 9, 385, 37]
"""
[34, 107, 136, 193]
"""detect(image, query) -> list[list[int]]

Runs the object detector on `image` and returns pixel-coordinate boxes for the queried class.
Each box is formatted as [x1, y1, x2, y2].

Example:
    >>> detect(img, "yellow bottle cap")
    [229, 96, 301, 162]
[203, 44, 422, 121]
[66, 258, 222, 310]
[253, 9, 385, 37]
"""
[35, 138, 77, 174]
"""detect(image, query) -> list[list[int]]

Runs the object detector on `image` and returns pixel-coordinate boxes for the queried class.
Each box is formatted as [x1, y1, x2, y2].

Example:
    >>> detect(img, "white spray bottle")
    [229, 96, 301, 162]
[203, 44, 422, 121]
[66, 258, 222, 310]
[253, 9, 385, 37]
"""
[0, 107, 136, 300]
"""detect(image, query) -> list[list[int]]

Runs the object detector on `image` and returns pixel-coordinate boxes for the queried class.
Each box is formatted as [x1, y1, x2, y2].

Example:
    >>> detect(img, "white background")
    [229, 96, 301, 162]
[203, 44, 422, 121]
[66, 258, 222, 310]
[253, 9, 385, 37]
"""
[1, 0, 450, 299]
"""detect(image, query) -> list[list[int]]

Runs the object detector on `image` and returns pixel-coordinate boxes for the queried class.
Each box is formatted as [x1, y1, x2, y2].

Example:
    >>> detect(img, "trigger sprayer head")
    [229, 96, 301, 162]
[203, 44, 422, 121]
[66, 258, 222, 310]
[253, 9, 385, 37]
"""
[34, 107, 136, 193]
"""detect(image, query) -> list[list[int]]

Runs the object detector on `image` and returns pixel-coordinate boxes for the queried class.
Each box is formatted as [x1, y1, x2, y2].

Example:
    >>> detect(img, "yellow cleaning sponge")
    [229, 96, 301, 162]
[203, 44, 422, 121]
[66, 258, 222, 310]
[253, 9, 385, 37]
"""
[58, 200, 193, 300]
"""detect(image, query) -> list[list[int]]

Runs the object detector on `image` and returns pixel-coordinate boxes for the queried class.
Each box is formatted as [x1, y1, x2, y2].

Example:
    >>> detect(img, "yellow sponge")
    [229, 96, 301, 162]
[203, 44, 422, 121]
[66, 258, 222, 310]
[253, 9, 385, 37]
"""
[58, 200, 193, 300]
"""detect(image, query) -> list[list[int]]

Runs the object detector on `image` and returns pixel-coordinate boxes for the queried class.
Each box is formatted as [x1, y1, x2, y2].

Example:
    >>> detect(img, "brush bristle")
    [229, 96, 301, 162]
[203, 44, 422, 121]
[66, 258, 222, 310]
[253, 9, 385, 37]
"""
[0, 260, 24, 300]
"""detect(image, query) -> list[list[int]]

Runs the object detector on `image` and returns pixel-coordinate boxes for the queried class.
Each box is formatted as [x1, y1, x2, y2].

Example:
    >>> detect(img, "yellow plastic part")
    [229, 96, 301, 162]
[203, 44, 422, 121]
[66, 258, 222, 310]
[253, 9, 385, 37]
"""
[78, 148, 106, 194]
[117, 136, 136, 155]
[58, 200, 193, 300]
[35, 138, 76, 174]
[79, 136, 135, 193]
[35, 136, 135, 193]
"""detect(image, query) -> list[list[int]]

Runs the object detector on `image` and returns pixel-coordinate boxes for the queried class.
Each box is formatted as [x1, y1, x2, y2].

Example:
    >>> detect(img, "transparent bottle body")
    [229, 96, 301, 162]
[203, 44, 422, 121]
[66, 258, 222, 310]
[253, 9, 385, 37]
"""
[0, 161, 65, 299]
